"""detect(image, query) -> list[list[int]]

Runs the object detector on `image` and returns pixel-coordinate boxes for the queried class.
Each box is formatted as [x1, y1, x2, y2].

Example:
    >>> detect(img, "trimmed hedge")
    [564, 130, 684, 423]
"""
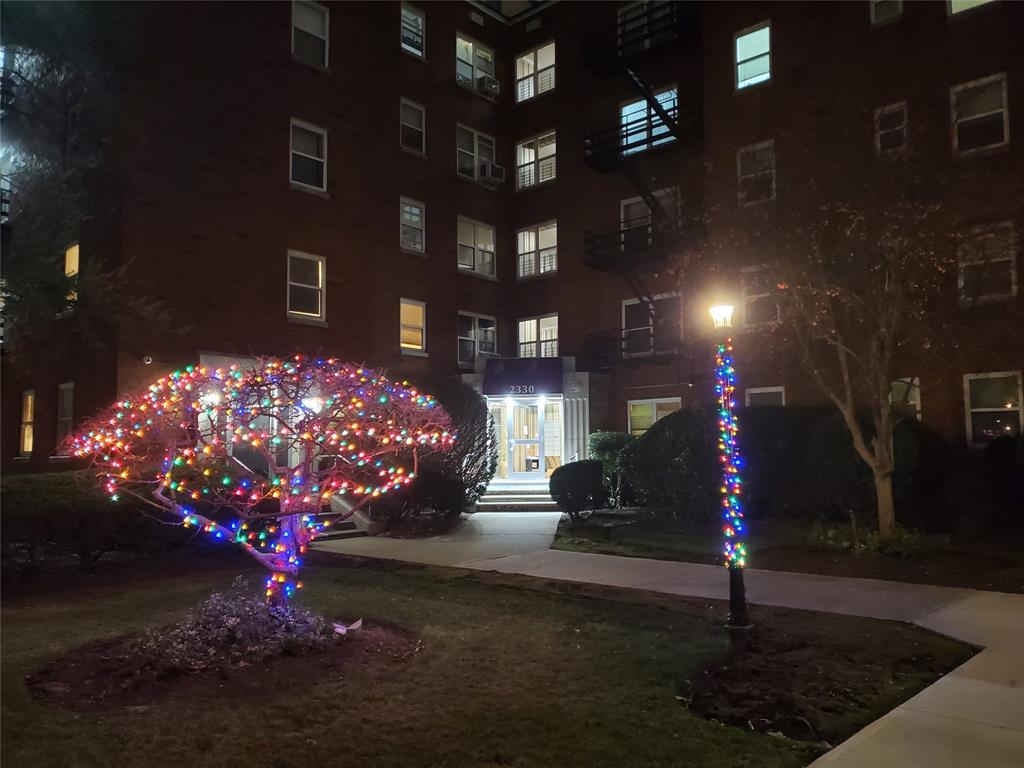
[549, 460, 609, 522]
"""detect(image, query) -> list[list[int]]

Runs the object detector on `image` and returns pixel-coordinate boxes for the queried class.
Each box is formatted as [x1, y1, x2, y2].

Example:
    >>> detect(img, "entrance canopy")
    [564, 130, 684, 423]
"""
[482, 357, 563, 396]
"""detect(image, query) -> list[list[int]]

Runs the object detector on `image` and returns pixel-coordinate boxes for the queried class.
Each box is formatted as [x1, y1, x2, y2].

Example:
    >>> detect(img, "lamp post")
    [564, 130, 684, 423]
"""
[709, 303, 752, 631]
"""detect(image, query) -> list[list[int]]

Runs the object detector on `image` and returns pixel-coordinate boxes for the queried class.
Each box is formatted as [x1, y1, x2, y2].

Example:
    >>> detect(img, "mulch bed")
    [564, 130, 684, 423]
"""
[27, 620, 420, 712]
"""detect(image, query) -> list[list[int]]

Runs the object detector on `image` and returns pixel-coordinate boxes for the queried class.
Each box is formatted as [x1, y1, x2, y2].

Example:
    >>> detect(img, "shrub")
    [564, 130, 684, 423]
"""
[809, 522, 946, 558]
[550, 460, 609, 523]
[369, 466, 467, 532]
[587, 431, 635, 506]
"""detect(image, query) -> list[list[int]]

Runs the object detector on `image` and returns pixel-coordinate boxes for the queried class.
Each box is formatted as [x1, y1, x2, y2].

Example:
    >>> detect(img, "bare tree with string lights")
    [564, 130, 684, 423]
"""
[70, 356, 455, 603]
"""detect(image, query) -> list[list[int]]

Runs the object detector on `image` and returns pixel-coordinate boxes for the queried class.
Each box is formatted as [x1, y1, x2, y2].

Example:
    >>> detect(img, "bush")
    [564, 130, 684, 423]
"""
[587, 431, 636, 506]
[550, 460, 609, 523]
[809, 522, 946, 558]
[369, 466, 467, 533]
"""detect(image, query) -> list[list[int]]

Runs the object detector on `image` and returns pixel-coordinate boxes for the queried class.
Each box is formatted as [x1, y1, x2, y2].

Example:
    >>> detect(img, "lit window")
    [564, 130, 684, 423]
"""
[964, 371, 1022, 444]
[515, 42, 555, 103]
[457, 312, 497, 367]
[735, 22, 770, 90]
[958, 221, 1017, 305]
[400, 99, 426, 154]
[290, 120, 327, 191]
[400, 298, 426, 352]
[457, 217, 496, 277]
[400, 198, 425, 253]
[745, 387, 785, 407]
[518, 314, 558, 358]
[870, 0, 902, 24]
[19, 389, 34, 456]
[622, 296, 680, 356]
[951, 74, 1009, 155]
[64, 243, 80, 302]
[742, 267, 779, 326]
[515, 130, 556, 189]
[627, 397, 680, 436]
[456, 125, 496, 180]
[890, 378, 921, 422]
[287, 251, 326, 321]
[949, 0, 995, 14]
[621, 87, 677, 155]
[517, 221, 557, 278]
[737, 140, 775, 205]
[55, 382, 74, 454]
[292, 1, 329, 69]
[455, 35, 494, 88]
[875, 102, 908, 154]
[401, 4, 425, 58]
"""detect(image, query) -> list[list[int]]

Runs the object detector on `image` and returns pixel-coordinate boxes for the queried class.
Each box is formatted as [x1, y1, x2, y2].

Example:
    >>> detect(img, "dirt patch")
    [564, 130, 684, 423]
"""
[27, 620, 420, 712]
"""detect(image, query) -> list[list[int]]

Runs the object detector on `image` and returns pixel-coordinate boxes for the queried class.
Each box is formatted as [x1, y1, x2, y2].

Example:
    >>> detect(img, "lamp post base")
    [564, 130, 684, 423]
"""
[726, 566, 753, 631]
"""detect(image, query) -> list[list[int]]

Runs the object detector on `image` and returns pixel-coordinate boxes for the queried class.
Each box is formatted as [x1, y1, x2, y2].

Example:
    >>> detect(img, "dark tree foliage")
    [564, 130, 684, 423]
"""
[549, 460, 608, 523]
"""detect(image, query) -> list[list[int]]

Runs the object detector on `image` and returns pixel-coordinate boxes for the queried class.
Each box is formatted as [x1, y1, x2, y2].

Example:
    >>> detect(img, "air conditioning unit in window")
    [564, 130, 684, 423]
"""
[478, 162, 506, 186]
[476, 75, 500, 97]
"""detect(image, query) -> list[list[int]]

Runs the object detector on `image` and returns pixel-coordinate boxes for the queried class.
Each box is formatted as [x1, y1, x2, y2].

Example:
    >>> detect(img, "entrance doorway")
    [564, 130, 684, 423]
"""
[487, 396, 563, 484]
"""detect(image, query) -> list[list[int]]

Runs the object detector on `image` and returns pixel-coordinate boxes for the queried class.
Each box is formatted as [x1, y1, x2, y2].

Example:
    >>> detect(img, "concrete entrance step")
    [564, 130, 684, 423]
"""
[477, 486, 560, 512]
[312, 518, 368, 542]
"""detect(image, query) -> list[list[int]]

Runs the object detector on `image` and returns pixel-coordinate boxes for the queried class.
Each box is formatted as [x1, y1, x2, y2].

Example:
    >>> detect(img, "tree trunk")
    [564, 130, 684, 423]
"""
[873, 467, 896, 539]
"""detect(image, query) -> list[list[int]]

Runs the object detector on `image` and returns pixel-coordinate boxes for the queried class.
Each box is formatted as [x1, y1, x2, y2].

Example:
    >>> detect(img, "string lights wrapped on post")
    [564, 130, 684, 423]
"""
[709, 304, 752, 631]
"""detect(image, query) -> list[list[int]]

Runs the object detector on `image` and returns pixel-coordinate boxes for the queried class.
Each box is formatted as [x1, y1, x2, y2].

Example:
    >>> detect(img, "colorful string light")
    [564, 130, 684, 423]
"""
[71, 356, 455, 602]
[714, 341, 747, 569]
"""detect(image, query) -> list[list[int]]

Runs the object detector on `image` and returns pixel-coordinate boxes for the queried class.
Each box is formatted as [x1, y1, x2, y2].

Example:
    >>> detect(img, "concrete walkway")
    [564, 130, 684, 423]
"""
[316, 517, 1024, 767]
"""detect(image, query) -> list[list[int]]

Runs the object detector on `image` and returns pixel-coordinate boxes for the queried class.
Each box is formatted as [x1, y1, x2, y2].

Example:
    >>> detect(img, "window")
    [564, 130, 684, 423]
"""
[400, 99, 426, 154]
[737, 140, 775, 205]
[949, 0, 995, 13]
[622, 295, 680, 356]
[401, 4, 425, 57]
[870, 0, 902, 24]
[399, 198, 425, 253]
[19, 389, 34, 456]
[292, 1, 328, 69]
[951, 75, 1009, 154]
[456, 125, 496, 180]
[518, 315, 558, 358]
[290, 120, 327, 191]
[64, 243, 80, 302]
[958, 221, 1017, 304]
[618, 2, 674, 58]
[890, 378, 921, 422]
[400, 298, 426, 353]
[735, 22, 770, 90]
[287, 251, 325, 321]
[517, 221, 557, 278]
[516, 131, 556, 189]
[742, 267, 779, 326]
[515, 42, 555, 102]
[455, 35, 494, 88]
[745, 387, 785, 407]
[458, 312, 497, 367]
[457, 217, 496, 277]
[964, 371, 1022, 444]
[621, 87, 678, 155]
[55, 382, 74, 454]
[627, 397, 680, 436]
[620, 188, 681, 255]
[875, 102, 907, 154]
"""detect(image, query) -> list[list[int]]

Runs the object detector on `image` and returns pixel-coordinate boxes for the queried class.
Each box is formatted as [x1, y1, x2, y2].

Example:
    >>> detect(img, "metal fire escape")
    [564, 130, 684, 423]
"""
[580, 1, 701, 370]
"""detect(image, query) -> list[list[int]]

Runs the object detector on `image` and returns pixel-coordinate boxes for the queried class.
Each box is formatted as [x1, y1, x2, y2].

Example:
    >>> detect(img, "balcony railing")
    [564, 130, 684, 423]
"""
[584, 211, 697, 270]
[580, 327, 679, 371]
[584, 100, 701, 172]
[583, 2, 694, 75]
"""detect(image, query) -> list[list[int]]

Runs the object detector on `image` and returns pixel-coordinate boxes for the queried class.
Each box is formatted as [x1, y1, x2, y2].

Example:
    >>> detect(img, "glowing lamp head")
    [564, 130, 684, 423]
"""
[709, 303, 735, 330]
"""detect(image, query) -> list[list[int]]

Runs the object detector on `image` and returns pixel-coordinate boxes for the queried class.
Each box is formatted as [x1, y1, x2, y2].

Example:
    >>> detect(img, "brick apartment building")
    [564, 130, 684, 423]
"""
[2, 0, 1022, 487]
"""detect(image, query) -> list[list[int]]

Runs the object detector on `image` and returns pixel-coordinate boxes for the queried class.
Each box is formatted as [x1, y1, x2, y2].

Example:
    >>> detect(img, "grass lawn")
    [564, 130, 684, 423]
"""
[2, 556, 972, 768]
[553, 513, 1024, 593]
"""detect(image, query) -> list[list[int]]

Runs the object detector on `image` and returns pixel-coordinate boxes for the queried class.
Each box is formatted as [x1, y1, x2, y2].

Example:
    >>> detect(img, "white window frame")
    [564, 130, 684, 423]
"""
[290, 118, 328, 192]
[627, 397, 681, 436]
[400, 298, 427, 354]
[957, 221, 1018, 305]
[870, 0, 903, 24]
[621, 293, 680, 357]
[515, 41, 556, 103]
[875, 101, 908, 155]
[400, 3, 426, 58]
[457, 216, 496, 278]
[741, 265, 780, 327]
[734, 20, 771, 91]
[948, 0, 996, 15]
[963, 371, 1023, 446]
[890, 377, 921, 421]
[620, 86, 678, 155]
[517, 314, 559, 358]
[516, 221, 558, 279]
[744, 386, 785, 407]
[951, 73, 1009, 156]
[515, 130, 557, 190]
[286, 250, 326, 321]
[457, 311, 498, 368]
[400, 98, 426, 155]
[19, 389, 34, 457]
[291, 0, 329, 69]
[456, 124, 496, 181]
[736, 140, 776, 206]
[455, 33, 495, 89]
[54, 382, 74, 455]
[400, 197, 425, 254]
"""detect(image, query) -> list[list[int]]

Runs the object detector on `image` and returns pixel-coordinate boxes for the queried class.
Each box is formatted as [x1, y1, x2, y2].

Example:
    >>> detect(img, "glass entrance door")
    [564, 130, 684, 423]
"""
[510, 401, 543, 480]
